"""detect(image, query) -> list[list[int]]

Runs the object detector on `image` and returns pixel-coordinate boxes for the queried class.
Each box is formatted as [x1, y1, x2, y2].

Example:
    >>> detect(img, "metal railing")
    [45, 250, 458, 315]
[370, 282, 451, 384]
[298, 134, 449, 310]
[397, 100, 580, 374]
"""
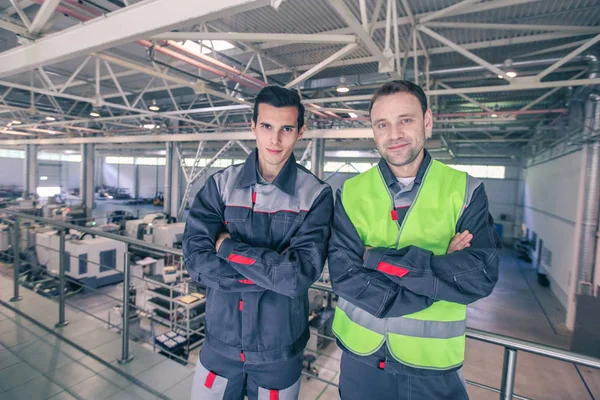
[1, 209, 600, 400]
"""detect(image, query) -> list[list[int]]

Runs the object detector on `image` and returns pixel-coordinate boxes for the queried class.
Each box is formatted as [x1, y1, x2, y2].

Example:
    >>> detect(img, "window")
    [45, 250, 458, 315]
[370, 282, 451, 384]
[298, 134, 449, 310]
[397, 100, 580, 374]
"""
[99, 249, 116, 273]
[105, 156, 134, 165]
[37, 153, 81, 162]
[0, 149, 25, 159]
[37, 186, 61, 197]
[79, 254, 88, 275]
[446, 164, 506, 179]
[136, 157, 166, 166]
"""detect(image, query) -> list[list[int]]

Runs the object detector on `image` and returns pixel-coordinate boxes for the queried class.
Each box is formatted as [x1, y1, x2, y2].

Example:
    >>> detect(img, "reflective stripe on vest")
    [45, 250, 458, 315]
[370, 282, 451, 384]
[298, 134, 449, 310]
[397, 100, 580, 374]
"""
[336, 298, 466, 339]
[333, 160, 468, 370]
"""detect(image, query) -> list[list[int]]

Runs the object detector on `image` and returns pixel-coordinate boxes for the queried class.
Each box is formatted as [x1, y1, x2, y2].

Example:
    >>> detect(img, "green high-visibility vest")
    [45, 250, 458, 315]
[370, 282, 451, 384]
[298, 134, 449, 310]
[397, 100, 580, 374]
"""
[332, 159, 469, 370]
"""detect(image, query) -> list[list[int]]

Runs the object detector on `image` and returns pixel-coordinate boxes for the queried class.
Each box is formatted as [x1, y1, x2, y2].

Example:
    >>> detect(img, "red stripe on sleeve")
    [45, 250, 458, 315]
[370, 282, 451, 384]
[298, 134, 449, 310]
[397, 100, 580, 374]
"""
[377, 262, 409, 278]
[228, 254, 256, 265]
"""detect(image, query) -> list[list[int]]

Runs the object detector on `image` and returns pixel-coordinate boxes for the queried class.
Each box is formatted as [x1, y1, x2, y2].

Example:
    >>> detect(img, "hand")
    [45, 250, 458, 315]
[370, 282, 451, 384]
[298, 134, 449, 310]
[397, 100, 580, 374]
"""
[447, 231, 473, 254]
[216, 232, 231, 252]
[363, 246, 372, 260]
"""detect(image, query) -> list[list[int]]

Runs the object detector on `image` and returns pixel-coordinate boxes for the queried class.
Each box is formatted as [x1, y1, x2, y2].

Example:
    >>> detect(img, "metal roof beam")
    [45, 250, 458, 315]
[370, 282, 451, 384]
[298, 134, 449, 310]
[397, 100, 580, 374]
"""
[425, 22, 600, 34]
[285, 44, 359, 88]
[0, 0, 270, 78]
[536, 33, 600, 80]
[150, 31, 356, 44]
[327, 0, 400, 78]
[419, 0, 480, 24]
[28, 0, 60, 35]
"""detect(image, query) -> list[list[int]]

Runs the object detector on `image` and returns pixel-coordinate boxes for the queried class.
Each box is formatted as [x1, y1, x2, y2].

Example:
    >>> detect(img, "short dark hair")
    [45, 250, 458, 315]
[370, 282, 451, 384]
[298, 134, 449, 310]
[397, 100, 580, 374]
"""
[253, 86, 305, 129]
[369, 80, 428, 116]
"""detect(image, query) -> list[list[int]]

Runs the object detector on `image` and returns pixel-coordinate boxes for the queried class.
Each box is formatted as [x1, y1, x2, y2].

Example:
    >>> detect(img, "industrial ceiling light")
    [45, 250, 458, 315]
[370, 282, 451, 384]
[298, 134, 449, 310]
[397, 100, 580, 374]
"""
[143, 123, 157, 129]
[45, 116, 56, 121]
[503, 59, 518, 78]
[11, 120, 21, 125]
[336, 77, 350, 93]
[90, 108, 100, 117]
[348, 112, 358, 118]
[149, 99, 160, 111]
[491, 113, 498, 118]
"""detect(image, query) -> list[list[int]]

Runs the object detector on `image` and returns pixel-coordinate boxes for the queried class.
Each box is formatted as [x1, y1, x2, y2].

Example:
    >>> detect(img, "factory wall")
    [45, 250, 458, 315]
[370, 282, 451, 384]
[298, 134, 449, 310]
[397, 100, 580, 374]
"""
[102, 163, 135, 196]
[523, 150, 584, 311]
[138, 165, 164, 199]
[0, 157, 24, 189]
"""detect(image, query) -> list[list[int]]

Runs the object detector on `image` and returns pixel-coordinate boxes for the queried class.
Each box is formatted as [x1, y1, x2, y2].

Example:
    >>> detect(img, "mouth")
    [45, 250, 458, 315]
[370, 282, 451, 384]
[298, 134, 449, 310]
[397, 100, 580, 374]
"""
[267, 148, 283, 155]
[387, 143, 409, 151]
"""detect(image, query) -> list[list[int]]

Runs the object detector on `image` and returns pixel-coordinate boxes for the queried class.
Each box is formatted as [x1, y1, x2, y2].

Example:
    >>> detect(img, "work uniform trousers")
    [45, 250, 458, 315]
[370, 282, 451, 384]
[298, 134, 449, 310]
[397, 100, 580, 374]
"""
[191, 343, 303, 400]
[338, 351, 470, 400]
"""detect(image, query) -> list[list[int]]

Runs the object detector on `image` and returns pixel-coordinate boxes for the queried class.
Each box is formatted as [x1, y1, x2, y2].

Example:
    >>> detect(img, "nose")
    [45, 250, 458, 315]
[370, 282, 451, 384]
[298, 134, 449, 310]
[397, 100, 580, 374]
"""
[389, 123, 405, 140]
[271, 131, 282, 145]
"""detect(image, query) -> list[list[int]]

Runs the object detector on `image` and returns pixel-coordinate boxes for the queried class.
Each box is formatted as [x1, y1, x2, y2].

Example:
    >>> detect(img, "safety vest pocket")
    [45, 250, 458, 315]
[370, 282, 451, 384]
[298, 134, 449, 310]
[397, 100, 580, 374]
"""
[191, 356, 228, 400]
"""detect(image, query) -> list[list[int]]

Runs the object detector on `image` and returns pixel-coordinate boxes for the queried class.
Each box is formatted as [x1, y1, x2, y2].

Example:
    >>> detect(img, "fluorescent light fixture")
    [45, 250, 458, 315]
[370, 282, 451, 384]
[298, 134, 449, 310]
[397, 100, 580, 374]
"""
[506, 71, 518, 78]
[11, 120, 21, 125]
[491, 113, 498, 118]
[348, 112, 358, 118]
[90, 111, 100, 117]
[45, 116, 56, 121]
[178, 40, 234, 56]
[40, 176, 48, 181]
[149, 99, 160, 111]
[143, 123, 157, 129]
[497, 74, 504, 79]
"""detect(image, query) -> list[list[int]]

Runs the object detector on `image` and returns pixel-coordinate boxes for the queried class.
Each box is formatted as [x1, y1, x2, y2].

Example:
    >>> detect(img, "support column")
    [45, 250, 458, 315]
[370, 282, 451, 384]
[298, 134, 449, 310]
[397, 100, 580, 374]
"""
[164, 142, 180, 218]
[134, 163, 140, 199]
[23, 144, 38, 197]
[80, 144, 95, 219]
[310, 138, 325, 179]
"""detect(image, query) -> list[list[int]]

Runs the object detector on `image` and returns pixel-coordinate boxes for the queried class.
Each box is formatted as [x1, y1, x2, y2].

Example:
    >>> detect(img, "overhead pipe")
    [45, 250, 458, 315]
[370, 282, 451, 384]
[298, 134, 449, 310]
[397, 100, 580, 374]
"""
[435, 109, 568, 118]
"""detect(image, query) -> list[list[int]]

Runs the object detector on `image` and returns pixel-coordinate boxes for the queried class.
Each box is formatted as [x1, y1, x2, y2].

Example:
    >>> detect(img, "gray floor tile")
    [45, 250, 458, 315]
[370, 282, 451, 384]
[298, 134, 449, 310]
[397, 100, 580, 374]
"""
[109, 347, 164, 377]
[88, 338, 123, 362]
[317, 385, 339, 400]
[118, 384, 160, 400]
[162, 373, 194, 400]
[47, 391, 79, 400]
[98, 368, 136, 389]
[107, 387, 156, 400]
[77, 355, 110, 373]
[70, 327, 119, 350]
[0, 327, 42, 348]
[0, 318, 18, 335]
[0, 349, 21, 370]
[4, 374, 65, 400]
[44, 360, 98, 389]
[0, 361, 42, 392]
[66, 374, 122, 400]
[54, 318, 102, 340]
[135, 360, 192, 393]
[27, 349, 80, 375]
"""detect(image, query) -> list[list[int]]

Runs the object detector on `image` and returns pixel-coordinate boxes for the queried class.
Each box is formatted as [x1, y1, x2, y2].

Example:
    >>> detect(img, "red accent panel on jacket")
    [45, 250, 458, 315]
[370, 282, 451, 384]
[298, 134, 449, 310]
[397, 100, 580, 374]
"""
[239, 300, 243, 311]
[228, 254, 256, 265]
[252, 192, 257, 203]
[239, 279, 255, 285]
[270, 390, 279, 400]
[205, 372, 217, 388]
[391, 209, 398, 220]
[377, 261, 409, 278]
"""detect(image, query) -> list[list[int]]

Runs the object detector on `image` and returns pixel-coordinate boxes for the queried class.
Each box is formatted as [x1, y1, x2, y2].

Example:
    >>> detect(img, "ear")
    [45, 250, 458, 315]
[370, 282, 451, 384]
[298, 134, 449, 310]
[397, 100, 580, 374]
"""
[251, 119, 257, 137]
[297, 124, 306, 141]
[424, 109, 433, 139]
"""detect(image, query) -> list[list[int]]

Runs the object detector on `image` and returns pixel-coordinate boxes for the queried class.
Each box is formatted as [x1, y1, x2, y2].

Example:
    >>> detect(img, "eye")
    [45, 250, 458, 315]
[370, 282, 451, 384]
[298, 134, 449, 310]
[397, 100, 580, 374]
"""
[377, 122, 387, 129]
[401, 118, 413, 124]
[282, 127, 294, 133]
[261, 123, 271, 130]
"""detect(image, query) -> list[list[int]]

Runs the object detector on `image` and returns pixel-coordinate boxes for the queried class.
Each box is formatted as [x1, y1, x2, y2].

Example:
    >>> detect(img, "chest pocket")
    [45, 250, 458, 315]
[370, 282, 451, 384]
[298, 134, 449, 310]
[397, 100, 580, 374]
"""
[270, 209, 304, 244]
[224, 206, 250, 239]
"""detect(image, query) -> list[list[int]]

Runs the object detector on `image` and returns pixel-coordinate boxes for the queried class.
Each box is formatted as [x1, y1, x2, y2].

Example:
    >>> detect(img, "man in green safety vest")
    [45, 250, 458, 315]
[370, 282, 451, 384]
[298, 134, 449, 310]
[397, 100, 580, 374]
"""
[328, 80, 502, 400]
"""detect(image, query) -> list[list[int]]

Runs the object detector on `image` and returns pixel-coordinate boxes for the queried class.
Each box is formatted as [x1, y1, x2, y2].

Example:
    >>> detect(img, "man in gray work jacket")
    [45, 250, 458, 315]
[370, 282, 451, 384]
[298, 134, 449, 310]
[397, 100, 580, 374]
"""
[183, 86, 333, 400]
[328, 80, 501, 399]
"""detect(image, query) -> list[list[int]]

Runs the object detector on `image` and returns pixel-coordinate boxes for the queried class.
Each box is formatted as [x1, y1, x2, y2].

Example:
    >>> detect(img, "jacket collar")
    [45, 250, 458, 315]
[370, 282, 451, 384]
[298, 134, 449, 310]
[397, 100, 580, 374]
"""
[377, 149, 432, 188]
[237, 148, 297, 195]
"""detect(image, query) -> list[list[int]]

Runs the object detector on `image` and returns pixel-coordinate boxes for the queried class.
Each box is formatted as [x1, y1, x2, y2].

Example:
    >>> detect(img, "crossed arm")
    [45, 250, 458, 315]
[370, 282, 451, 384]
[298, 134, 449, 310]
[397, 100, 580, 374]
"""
[182, 175, 334, 298]
[328, 185, 501, 318]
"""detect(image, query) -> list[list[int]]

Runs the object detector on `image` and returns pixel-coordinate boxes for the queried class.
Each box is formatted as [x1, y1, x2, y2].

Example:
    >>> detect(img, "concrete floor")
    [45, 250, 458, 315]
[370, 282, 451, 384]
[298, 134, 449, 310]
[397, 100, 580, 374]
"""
[1, 251, 599, 399]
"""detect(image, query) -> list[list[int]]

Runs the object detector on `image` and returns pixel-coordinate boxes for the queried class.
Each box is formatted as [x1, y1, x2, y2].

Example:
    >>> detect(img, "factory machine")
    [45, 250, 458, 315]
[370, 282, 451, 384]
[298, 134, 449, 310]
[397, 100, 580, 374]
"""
[125, 213, 185, 277]
[35, 229, 126, 291]
[0, 222, 10, 261]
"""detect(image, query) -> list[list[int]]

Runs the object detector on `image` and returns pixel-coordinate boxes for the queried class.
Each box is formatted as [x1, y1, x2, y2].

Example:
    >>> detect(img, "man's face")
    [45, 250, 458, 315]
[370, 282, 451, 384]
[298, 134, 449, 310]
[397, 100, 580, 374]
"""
[370, 92, 432, 168]
[252, 103, 304, 168]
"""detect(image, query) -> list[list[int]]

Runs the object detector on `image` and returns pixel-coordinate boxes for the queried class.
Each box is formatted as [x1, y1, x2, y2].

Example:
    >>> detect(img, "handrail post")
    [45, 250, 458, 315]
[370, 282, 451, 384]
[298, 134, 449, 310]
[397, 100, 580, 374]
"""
[55, 229, 69, 328]
[500, 347, 518, 400]
[118, 252, 134, 364]
[10, 218, 22, 302]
